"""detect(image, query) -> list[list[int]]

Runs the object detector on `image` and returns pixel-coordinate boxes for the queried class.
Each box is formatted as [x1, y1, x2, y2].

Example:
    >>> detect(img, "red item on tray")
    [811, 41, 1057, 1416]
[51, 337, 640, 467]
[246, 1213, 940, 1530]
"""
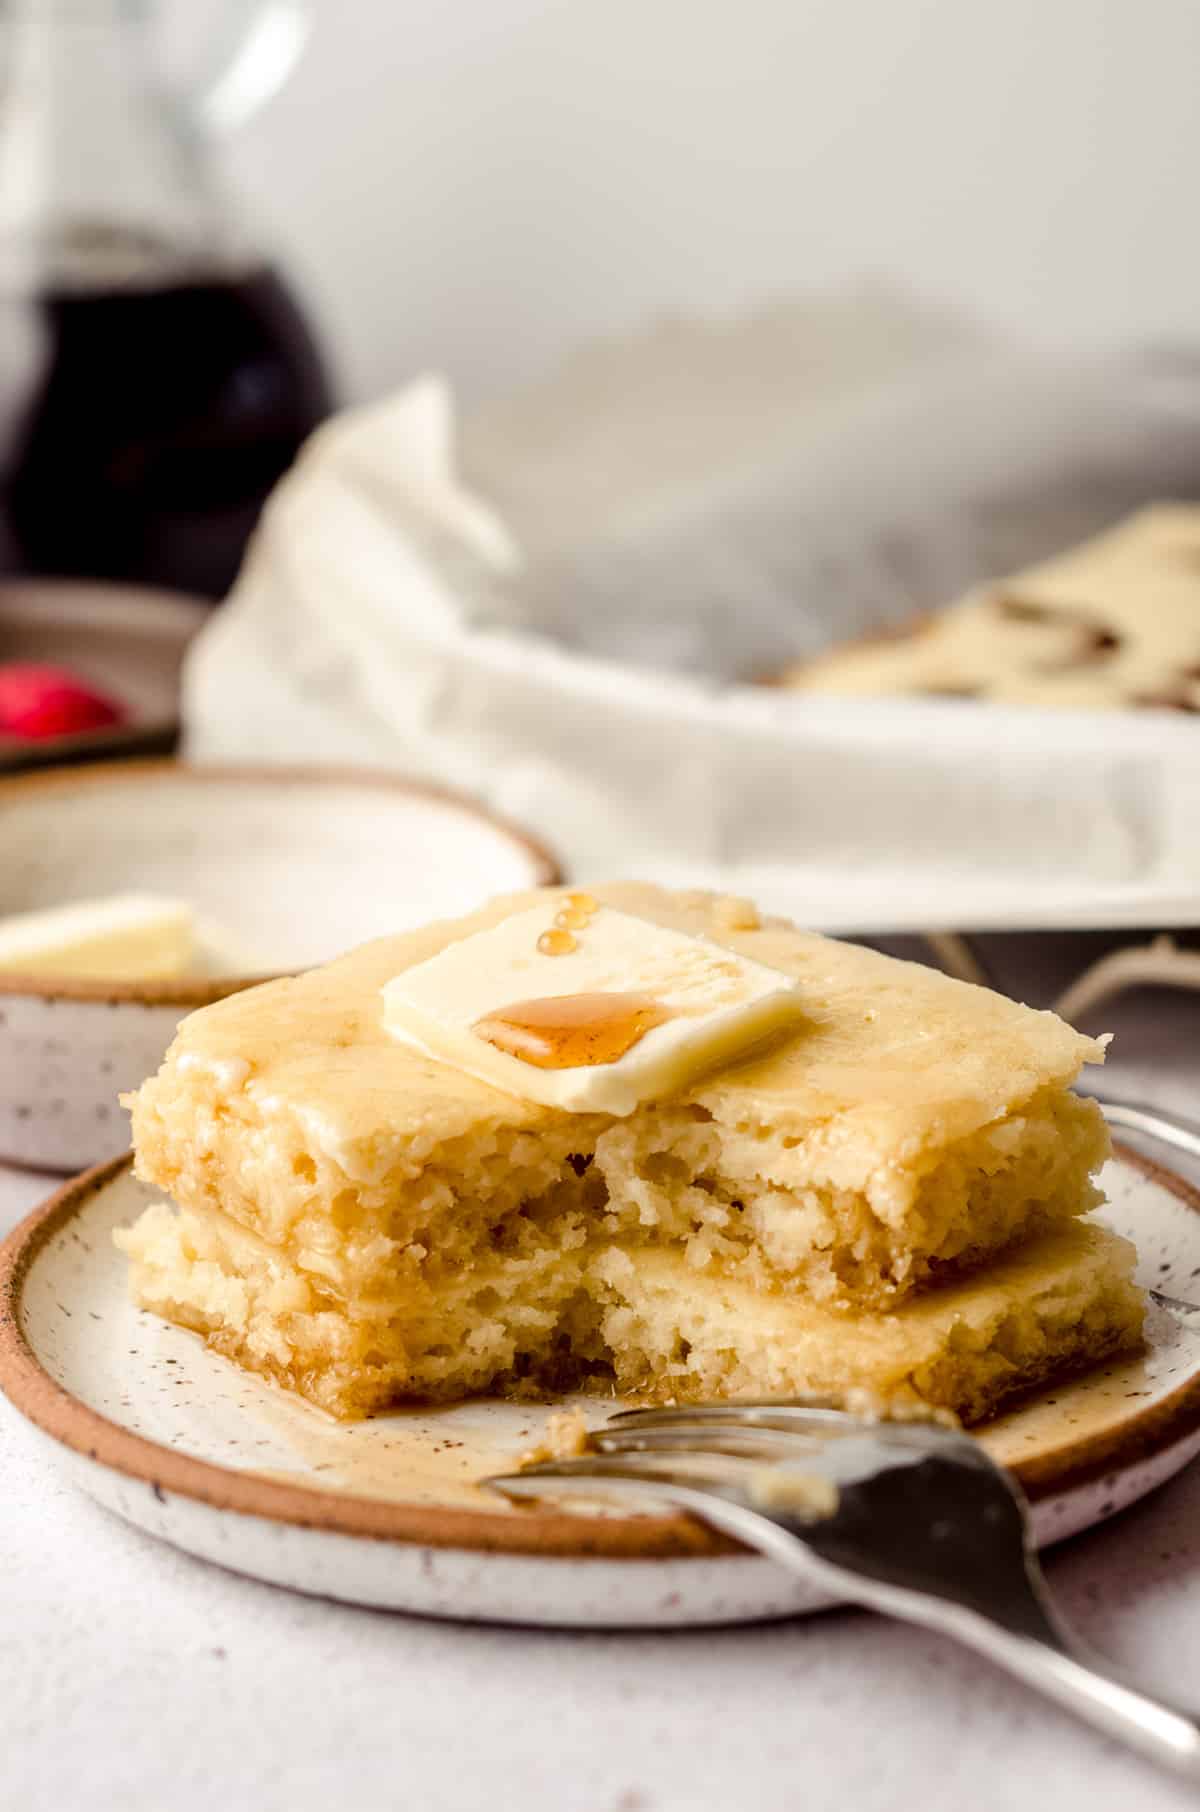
[0, 662, 127, 740]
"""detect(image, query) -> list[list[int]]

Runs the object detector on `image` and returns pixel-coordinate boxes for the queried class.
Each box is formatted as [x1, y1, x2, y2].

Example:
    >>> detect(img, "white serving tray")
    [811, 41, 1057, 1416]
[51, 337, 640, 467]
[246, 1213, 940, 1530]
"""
[183, 341, 1200, 935]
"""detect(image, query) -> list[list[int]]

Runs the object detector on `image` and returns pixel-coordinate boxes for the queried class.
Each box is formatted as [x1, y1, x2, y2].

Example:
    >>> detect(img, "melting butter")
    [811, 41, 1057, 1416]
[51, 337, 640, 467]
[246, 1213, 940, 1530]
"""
[474, 992, 674, 1070]
[382, 901, 807, 1115]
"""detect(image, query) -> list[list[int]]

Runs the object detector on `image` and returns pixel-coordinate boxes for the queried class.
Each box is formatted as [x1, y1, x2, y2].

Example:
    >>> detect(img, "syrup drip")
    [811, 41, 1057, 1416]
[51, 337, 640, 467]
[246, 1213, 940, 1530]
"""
[537, 928, 578, 956]
[537, 890, 600, 957]
[473, 991, 673, 1069]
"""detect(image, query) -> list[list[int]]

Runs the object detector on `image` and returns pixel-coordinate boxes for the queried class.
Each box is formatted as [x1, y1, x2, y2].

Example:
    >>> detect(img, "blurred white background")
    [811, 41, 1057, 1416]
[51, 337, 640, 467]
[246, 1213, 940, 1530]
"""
[226, 0, 1200, 405]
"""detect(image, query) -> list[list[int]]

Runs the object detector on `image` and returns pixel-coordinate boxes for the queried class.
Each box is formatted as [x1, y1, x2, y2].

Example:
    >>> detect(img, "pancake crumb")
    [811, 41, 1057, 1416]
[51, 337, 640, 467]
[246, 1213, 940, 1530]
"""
[520, 1408, 591, 1466]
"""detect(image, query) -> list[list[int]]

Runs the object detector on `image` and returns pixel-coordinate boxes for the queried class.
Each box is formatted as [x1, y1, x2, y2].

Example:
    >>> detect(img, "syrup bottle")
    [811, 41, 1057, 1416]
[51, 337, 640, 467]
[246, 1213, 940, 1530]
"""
[0, 0, 332, 599]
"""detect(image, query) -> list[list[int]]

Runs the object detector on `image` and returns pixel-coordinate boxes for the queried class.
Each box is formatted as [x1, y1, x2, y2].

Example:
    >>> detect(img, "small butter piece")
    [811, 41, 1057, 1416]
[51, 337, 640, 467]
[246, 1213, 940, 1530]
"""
[381, 903, 807, 1114]
[0, 893, 194, 980]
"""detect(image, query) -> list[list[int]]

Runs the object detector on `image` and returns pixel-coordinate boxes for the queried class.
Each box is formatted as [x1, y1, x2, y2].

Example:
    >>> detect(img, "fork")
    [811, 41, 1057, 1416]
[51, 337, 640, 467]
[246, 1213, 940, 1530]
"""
[487, 1403, 1200, 1778]
[1089, 1093, 1200, 1168]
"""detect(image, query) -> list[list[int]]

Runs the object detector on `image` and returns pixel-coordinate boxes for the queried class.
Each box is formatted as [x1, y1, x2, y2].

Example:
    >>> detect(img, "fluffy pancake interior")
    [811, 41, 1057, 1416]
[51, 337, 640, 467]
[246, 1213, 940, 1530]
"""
[119, 883, 1128, 1421]
[116, 1201, 1141, 1424]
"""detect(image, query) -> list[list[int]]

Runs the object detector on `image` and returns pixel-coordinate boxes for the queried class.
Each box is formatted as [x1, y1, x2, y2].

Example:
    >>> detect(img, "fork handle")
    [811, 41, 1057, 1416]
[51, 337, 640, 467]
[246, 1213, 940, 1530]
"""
[703, 1497, 1200, 1777]
[882, 1592, 1200, 1778]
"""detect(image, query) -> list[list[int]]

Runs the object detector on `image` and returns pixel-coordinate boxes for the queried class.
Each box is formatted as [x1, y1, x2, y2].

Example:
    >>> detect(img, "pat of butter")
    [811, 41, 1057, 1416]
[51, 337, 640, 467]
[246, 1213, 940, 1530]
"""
[0, 893, 194, 980]
[380, 904, 806, 1114]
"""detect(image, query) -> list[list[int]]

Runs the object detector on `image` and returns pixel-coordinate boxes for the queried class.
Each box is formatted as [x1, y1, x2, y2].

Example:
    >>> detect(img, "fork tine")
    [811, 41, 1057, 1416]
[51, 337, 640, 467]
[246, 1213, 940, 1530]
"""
[606, 1401, 857, 1429]
[593, 1424, 830, 1458]
[509, 1452, 734, 1480]
[485, 1453, 723, 1501]
[604, 1402, 972, 1453]
[491, 1454, 665, 1482]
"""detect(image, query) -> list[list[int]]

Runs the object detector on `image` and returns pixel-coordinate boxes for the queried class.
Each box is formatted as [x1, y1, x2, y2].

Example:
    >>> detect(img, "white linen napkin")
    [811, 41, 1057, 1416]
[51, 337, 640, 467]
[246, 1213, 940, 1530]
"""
[184, 295, 1200, 932]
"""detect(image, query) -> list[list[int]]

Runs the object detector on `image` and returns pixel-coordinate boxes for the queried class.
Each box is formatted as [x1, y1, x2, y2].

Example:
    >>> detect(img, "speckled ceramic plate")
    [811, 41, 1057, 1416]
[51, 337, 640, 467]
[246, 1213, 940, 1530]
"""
[0, 761, 558, 1170]
[3, 1148, 1200, 1628]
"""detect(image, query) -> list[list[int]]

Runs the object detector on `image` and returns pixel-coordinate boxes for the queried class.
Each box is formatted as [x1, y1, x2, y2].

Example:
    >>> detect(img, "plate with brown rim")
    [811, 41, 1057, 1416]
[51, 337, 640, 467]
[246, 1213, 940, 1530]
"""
[0, 759, 559, 1171]
[2, 1146, 1200, 1629]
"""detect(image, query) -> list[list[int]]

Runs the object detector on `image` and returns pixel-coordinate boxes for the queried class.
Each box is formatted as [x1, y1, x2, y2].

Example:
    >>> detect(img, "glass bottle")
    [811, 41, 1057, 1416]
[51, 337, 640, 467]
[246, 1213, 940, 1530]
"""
[0, 0, 332, 598]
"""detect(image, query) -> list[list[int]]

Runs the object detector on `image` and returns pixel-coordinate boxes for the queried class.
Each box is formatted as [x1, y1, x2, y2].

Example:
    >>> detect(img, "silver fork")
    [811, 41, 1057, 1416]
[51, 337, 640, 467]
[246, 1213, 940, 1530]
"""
[487, 1403, 1200, 1778]
[1090, 1093, 1200, 1167]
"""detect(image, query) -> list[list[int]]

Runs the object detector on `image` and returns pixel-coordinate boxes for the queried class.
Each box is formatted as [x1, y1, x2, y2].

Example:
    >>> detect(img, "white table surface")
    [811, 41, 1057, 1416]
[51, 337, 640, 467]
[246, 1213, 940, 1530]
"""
[4, 963, 1200, 1812]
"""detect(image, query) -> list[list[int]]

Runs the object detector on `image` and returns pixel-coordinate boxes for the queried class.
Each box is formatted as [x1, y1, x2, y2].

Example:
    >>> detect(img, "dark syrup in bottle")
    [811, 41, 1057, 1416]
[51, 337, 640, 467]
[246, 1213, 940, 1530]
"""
[0, 265, 332, 599]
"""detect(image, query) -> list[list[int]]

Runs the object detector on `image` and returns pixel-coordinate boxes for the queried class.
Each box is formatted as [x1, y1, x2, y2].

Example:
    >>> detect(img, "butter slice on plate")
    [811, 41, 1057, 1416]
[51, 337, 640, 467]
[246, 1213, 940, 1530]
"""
[381, 903, 807, 1114]
[0, 893, 195, 980]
